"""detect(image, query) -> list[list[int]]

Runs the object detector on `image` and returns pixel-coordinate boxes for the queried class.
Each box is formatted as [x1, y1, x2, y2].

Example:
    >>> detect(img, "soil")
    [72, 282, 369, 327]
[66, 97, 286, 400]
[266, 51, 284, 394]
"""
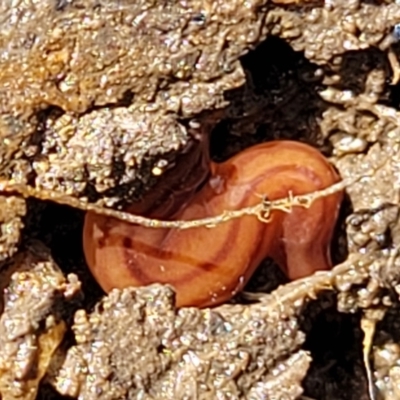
[1, 0, 400, 399]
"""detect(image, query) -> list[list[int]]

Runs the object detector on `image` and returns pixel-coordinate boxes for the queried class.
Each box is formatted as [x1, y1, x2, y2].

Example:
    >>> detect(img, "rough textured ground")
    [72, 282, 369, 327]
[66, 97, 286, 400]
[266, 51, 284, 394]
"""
[1, 0, 400, 399]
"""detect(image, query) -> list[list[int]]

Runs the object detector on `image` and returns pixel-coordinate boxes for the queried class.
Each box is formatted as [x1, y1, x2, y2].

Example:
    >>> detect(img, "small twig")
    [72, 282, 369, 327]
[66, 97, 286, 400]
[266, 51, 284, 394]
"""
[0, 175, 355, 230]
[242, 252, 368, 314]
[361, 308, 387, 400]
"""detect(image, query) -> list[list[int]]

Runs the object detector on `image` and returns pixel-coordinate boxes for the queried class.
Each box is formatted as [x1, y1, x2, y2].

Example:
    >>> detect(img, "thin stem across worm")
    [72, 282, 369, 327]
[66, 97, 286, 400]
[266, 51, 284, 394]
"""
[0, 175, 356, 230]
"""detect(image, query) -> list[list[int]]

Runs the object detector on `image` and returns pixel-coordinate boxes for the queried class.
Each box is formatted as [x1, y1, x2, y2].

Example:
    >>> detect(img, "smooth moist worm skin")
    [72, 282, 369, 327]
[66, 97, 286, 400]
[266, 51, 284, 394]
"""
[83, 141, 343, 308]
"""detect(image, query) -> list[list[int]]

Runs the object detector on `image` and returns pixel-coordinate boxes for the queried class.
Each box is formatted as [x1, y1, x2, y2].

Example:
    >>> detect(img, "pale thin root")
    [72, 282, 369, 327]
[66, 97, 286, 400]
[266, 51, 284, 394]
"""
[361, 316, 376, 400]
[262, 245, 398, 321]
[269, 245, 386, 310]
[0, 172, 364, 230]
[256, 210, 272, 224]
[361, 308, 388, 400]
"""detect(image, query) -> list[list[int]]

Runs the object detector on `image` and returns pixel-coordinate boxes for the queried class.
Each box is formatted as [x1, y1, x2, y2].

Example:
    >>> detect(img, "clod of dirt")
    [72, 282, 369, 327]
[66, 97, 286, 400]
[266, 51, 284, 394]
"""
[0, 243, 81, 400]
[48, 283, 310, 400]
[1, 0, 400, 399]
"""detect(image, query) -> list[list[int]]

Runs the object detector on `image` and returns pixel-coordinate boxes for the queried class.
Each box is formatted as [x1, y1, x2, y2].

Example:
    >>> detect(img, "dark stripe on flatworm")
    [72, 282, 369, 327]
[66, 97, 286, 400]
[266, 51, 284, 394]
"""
[97, 237, 106, 249]
[123, 237, 133, 249]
